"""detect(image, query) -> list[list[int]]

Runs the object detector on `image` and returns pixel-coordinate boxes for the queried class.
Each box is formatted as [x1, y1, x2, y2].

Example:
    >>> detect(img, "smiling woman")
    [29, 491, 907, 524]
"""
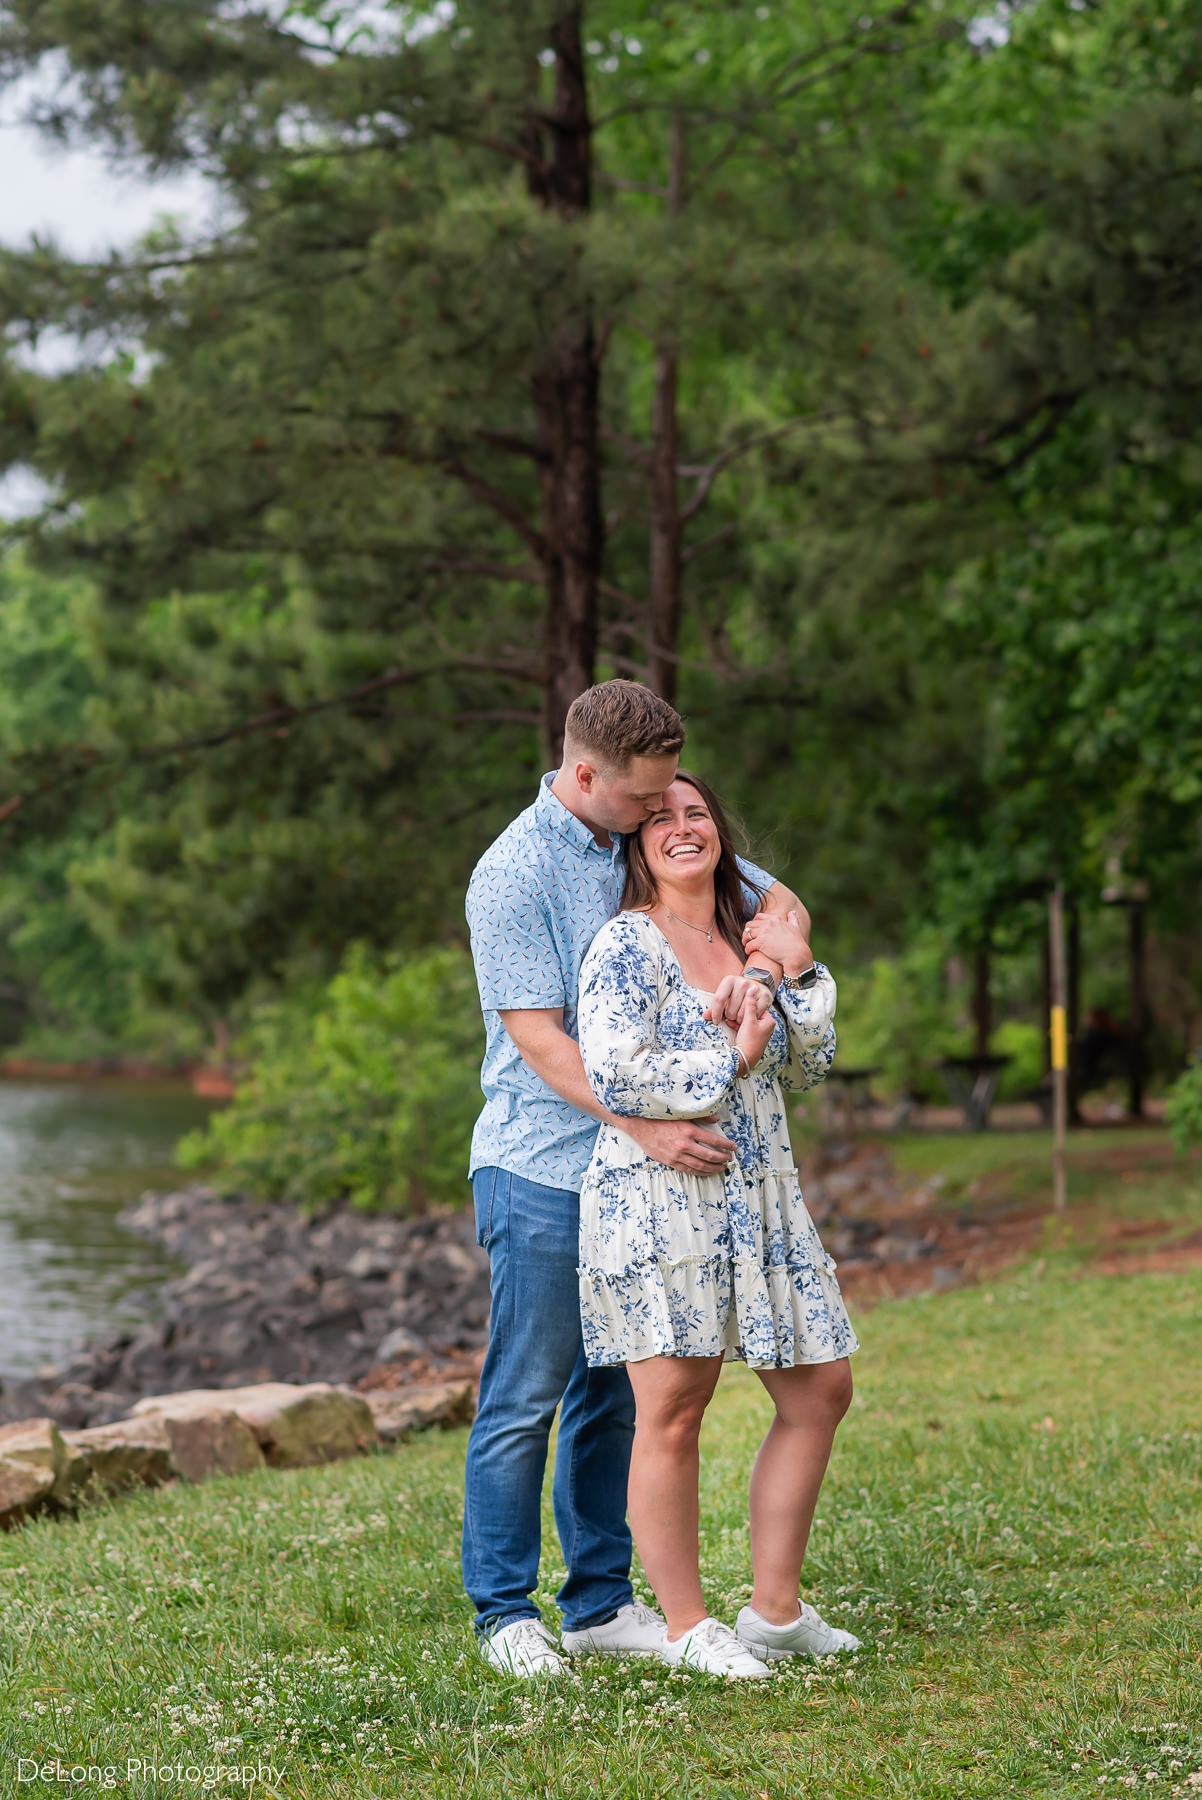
[575, 771, 858, 1677]
[621, 770, 767, 976]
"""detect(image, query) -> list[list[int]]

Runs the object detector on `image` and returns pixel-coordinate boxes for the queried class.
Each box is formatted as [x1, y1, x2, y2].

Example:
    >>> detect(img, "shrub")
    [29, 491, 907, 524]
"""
[178, 944, 483, 1213]
[1165, 1058, 1202, 1152]
[993, 1020, 1045, 1100]
[831, 940, 961, 1102]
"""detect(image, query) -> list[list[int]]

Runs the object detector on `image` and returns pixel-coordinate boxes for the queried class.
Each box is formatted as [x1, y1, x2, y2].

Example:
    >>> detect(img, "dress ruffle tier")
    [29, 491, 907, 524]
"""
[576, 912, 859, 1370]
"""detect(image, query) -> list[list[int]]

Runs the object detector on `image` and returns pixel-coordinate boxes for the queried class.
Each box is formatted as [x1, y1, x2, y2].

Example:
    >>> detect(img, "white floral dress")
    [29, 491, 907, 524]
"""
[576, 911, 858, 1370]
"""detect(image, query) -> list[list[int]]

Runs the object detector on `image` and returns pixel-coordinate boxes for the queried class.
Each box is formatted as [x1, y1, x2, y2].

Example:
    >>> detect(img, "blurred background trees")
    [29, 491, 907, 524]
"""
[1, 0, 1200, 1199]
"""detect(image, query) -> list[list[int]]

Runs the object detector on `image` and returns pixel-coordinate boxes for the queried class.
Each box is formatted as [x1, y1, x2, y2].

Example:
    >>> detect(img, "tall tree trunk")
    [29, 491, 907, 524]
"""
[972, 946, 991, 1060]
[647, 115, 687, 703]
[530, 9, 601, 761]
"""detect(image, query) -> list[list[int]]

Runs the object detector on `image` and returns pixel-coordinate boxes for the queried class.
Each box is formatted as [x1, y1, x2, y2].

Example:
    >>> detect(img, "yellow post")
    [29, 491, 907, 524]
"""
[1048, 885, 1068, 1214]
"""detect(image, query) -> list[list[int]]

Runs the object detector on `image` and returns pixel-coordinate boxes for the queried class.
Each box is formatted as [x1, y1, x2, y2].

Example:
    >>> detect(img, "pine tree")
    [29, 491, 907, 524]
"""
[0, 0, 956, 1020]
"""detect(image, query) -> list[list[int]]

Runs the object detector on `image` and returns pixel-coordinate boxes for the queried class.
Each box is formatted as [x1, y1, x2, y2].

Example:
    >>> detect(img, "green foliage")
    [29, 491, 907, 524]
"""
[992, 1020, 1045, 1101]
[831, 947, 1047, 1105]
[0, 554, 203, 1057]
[0, 0, 968, 999]
[1165, 1061, 1202, 1153]
[829, 939, 961, 1102]
[178, 945, 483, 1213]
[1, 0, 1201, 1082]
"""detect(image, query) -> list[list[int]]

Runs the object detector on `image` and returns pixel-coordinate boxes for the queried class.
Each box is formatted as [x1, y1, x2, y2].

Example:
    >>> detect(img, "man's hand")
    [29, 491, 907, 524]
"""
[747, 886, 810, 941]
[701, 882, 813, 1027]
[620, 1114, 736, 1174]
[741, 908, 812, 976]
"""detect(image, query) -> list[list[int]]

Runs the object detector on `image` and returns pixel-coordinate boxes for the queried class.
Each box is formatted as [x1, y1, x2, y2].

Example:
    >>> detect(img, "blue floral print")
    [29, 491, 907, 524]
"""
[576, 911, 859, 1370]
[466, 773, 773, 1190]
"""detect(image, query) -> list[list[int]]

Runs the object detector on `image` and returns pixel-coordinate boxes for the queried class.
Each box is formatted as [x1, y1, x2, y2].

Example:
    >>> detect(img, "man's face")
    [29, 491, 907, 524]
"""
[576, 751, 680, 836]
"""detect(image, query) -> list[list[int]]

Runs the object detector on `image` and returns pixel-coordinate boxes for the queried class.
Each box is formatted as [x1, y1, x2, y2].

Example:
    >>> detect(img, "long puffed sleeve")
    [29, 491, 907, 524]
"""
[578, 915, 740, 1120]
[776, 965, 838, 1093]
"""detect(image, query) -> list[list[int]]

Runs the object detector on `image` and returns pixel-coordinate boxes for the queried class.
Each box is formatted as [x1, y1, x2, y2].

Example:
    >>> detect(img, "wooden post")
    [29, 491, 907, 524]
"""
[1039, 925, 1051, 1079]
[1128, 899, 1147, 1120]
[1066, 895, 1082, 1124]
[1049, 885, 1068, 1214]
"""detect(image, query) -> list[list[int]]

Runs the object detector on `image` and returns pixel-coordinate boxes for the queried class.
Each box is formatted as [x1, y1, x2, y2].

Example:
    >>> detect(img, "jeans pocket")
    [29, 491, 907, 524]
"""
[474, 1167, 502, 1249]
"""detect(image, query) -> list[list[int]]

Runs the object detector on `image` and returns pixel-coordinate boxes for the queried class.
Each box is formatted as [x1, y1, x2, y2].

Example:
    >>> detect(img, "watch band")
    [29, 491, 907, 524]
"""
[780, 965, 819, 991]
[743, 966, 778, 999]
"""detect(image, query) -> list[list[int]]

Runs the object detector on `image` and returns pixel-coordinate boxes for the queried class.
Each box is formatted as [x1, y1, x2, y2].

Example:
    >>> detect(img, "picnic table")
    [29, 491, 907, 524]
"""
[935, 1054, 1013, 1132]
[823, 1065, 881, 1133]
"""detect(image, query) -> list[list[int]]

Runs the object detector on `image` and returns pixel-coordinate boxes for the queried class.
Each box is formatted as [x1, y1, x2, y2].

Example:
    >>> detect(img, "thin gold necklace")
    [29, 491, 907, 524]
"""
[662, 905, 716, 944]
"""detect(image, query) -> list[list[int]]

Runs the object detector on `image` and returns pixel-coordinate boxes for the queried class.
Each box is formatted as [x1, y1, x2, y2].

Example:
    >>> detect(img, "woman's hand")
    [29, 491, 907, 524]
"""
[735, 1004, 776, 1076]
[741, 908, 811, 976]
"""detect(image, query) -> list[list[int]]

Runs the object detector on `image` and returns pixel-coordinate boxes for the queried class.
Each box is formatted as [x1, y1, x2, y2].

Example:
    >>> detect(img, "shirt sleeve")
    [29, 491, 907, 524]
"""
[466, 861, 566, 1012]
[735, 853, 774, 915]
[775, 963, 838, 1093]
[578, 919, 740, 1120]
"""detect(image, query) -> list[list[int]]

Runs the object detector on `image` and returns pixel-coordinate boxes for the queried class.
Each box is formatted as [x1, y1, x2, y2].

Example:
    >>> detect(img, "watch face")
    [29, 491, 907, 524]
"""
[798, 965, 818, 988]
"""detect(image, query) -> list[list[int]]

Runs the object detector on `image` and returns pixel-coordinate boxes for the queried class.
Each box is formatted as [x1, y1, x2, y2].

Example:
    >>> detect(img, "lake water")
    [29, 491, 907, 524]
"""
[0, 1078, 214, 1379]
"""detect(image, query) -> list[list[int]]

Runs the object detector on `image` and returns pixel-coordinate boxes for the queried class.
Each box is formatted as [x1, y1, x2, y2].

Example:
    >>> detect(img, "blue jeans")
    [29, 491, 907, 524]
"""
[461, 1167, 636, 1637]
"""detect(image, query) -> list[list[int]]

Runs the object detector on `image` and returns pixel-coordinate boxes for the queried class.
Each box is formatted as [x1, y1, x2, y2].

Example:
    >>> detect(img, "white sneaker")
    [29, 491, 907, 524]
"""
[561, 1600, 667, 1658]
[736, 1600, 861, 1660]
[660, 1617, 772, 1679]
[480, 1617, 569, 1678]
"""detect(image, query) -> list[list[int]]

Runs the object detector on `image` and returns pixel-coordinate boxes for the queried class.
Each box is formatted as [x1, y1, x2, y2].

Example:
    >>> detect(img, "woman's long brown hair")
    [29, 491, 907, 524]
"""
[621, 768, 765, 957]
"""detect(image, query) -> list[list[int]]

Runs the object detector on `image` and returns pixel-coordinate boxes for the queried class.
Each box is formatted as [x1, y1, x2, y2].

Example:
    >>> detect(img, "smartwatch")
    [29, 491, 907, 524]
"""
[743, 966, 778, 1000]
[780, 965, 819, 991]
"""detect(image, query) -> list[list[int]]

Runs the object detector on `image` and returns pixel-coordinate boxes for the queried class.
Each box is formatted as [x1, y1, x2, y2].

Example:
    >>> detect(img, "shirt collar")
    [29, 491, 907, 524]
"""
[536, 772, 623, 859]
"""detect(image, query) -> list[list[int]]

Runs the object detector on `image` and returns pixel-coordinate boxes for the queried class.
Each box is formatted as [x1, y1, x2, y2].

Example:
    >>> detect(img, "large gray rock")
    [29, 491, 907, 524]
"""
[375, 1327, 427, 1364]
[0, 1454, 55, 1527]
[132, 1382, 379, 1469]
[62, 1415, 173, 1490]
[163, 1410, 267, 1483]
[366, 1380, 476, 1444]
[345, 1246, 393, 1281]
[0, 1417, 88, 1510]
[0, 1417, 82, 1527]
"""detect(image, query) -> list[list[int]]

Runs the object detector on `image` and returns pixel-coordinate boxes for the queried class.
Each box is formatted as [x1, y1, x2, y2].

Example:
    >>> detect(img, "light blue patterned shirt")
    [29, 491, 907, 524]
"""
[467, 773, 772, 1191]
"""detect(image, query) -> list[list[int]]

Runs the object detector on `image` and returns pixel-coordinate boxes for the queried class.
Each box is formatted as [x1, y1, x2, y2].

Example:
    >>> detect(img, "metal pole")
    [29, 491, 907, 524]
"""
[1049, 884, 1068, 1214]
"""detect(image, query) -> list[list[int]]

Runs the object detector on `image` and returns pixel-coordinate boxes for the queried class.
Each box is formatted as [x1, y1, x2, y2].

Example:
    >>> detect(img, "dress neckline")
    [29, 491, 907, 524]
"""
[628, 909, 728, 1001]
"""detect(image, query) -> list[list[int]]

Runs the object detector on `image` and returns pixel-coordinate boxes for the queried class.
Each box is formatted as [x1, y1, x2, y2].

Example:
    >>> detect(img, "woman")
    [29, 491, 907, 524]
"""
[576, 771, 858, 1679]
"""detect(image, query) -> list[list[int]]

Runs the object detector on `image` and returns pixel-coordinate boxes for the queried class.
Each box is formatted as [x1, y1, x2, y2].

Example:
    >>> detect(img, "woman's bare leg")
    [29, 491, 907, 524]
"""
[625, 1354, 724, 1639]
[748, 1359, 853, 1624]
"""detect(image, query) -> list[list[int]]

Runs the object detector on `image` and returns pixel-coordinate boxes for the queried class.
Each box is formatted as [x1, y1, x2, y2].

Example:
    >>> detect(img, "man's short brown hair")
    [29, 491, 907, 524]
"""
[563, 679, 685, 771]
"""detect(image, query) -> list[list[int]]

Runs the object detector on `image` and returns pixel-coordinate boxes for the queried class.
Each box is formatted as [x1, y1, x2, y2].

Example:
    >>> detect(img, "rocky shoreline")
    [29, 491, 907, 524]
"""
[0, 1141, 1024, 1435]
[0, 1186, 491, 1430]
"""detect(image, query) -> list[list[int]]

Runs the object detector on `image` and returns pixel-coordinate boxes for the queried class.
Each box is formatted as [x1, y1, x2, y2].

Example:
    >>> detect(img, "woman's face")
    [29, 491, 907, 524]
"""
[640, 780, 721, 890]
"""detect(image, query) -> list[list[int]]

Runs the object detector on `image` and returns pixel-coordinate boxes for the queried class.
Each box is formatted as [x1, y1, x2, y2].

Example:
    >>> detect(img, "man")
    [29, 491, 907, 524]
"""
[463, 679, 803, 1676]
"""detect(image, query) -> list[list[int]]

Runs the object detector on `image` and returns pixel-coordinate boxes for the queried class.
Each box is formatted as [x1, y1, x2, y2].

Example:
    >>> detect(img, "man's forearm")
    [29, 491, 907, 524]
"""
[500, 1014, 641, 1134]
[511, 1028, 606, 1120]
[744, 879, 805, 982]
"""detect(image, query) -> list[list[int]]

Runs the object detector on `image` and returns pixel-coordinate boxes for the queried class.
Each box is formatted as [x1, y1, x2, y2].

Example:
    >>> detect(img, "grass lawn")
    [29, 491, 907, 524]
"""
[889, 1125, 1181, 1200]
[2, 1150, 1200, 1798]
